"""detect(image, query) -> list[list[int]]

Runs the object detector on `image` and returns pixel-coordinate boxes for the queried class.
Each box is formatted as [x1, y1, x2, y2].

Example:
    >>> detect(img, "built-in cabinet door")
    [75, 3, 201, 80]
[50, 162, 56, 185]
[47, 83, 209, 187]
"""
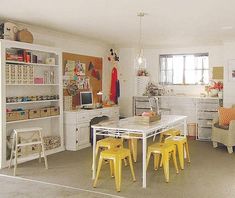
[65, 124, 77, 151]
[77, 123, 90, 147]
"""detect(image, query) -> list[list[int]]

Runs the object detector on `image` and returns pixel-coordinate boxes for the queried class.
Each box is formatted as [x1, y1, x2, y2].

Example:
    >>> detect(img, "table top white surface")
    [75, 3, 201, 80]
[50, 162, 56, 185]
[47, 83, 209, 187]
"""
[92, 115, 187, 132]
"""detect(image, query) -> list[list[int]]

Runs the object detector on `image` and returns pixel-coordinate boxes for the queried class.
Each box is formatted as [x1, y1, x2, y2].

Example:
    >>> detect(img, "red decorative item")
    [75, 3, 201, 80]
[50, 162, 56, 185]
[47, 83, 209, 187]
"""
[209, 81, 223, 91]
[91, 69, 96, 77]
[110, 67, 118, 103]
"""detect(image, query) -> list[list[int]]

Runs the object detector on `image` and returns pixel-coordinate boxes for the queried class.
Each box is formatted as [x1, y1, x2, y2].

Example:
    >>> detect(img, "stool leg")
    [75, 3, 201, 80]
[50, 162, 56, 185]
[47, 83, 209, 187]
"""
[160, 156, 163, 168]
[93, 156, 103, 188]
[185, 142, 191, 163]
[128, 153, 136, 182]
[177, 144, 184, 170]
[109, 160, 114, 177]
[118, 158, 122, 192]
[162, 152, 169, 183]
[9, 133, 16, 169]
[146, 150, 151, 170]
[159, 133, 163, 142]
[123, 158, 128, 166]
[113, 158, 120, 192]
[39, 130, 48, 169]
[153, 153, 160, 170]
[172, 148, 179, 174]
[13, 133, 18, 176]
[131, 138, 138, 163]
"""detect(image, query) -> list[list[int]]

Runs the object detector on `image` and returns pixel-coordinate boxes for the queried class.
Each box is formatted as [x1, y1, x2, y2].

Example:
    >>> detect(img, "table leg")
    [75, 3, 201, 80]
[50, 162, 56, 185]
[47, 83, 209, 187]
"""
[92, 128, 97, 180]
[142, 133, 147, 188]
[183, 119, 187, 158]
[183, 119, 187, 137]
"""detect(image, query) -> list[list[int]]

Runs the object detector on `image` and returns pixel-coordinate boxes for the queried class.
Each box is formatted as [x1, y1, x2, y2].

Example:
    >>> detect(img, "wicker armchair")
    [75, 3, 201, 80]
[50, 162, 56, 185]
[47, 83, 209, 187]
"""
[211, 105, 235, 154]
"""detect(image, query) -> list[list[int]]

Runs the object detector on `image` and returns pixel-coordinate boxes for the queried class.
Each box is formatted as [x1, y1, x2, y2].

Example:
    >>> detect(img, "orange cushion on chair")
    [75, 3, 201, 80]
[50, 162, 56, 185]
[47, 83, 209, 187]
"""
[218, 107, 235, 126]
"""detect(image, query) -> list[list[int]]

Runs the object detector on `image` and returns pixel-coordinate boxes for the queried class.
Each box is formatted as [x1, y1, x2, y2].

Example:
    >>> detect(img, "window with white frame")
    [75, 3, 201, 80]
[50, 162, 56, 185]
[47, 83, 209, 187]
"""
[159, 53, 209, 85]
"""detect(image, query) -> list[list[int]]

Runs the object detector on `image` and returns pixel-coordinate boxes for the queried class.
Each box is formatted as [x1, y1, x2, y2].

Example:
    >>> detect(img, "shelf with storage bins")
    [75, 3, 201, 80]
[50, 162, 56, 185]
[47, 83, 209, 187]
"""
[196, 98, 220, 141]
[6, 100, 59, 105]
[0, 39, 64, 168]
[6, 115, 60, 124]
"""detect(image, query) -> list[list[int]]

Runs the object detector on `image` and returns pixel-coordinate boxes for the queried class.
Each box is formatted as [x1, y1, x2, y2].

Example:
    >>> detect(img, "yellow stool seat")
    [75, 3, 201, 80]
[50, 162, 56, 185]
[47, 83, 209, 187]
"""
[93, 148, 136, 192]
[147, 142, 179, 183]
[165, 136, 190, 170]
[95, 137, 123, 156]
[159, 129, 181, 142]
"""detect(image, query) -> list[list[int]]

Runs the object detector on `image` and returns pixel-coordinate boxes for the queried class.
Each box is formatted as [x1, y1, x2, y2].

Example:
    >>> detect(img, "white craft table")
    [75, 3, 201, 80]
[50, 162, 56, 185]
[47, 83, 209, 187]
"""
[91, 115, 187, 188]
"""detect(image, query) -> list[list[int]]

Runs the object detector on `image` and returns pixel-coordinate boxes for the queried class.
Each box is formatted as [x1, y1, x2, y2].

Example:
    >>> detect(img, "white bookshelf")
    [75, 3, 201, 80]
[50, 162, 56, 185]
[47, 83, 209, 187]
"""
[0, 39, 64, 168]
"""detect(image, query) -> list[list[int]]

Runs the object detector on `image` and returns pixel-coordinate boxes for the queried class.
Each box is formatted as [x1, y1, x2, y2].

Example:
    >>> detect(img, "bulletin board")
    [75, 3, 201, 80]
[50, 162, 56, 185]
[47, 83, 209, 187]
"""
[62, 52, 102, 107]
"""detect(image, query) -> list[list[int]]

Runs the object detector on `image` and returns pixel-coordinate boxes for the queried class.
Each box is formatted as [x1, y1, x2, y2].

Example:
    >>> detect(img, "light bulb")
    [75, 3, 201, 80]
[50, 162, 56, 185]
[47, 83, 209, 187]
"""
[137, 56, 143, 65]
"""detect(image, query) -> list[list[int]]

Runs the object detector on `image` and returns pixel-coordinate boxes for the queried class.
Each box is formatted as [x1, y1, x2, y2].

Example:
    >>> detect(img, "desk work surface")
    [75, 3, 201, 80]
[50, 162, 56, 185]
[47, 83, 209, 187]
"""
[92, 115, 187, 132]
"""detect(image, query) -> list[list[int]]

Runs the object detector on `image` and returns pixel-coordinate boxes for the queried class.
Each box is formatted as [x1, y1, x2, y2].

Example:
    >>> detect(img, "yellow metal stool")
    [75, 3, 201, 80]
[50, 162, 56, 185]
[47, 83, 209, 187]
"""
[146, 143, 179, 183]
[165, 136, 190, 170]
[159, 129, 181, 142]
[93, 148, 136, 192]
[95, 137, 123, 156]
[92, 137, 125, 170]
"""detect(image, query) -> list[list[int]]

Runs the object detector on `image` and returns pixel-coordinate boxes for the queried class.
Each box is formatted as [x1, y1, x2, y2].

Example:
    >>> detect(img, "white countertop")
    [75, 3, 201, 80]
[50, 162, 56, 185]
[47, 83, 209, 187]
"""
[135, 95, 220, 99]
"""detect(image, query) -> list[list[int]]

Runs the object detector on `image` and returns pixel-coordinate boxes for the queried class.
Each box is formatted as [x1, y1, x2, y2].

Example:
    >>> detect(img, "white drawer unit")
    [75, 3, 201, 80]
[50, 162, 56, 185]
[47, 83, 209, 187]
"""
[197, 127, 212, 140]
[64, 106, 119, 151]
[196, 98, 221, 141]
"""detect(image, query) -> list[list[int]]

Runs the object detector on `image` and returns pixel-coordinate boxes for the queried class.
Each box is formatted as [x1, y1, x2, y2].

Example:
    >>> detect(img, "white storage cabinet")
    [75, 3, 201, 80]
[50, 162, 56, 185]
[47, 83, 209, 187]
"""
[196, 98, 220, 141]
[64, 107, 119, 151]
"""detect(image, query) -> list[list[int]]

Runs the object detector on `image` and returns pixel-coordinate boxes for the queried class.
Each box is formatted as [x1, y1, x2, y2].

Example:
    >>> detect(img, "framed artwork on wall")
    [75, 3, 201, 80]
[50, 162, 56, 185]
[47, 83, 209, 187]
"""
[228, 60, 235, 82]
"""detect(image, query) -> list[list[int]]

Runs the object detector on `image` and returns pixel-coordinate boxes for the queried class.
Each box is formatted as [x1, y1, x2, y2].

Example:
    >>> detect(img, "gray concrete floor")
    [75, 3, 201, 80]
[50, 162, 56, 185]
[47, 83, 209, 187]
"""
[1, 140, 235, 198]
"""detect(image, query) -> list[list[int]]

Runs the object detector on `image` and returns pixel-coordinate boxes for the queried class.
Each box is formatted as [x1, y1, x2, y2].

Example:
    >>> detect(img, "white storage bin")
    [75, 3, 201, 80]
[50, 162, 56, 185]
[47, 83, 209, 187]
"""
[134, 96, 148, 102]
[198, 98, 219, 104]
[198, 120, 213, 128]
[136, 101, 150, 108]
[197, 111, 218, 120]
[198, 127, 212, 140]
[197, 103, 218, 111]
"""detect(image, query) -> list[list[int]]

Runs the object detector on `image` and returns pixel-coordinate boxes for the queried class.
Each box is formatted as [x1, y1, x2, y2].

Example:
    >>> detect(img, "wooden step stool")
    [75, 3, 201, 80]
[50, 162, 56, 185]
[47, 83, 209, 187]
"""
[9, 127, 48, 176]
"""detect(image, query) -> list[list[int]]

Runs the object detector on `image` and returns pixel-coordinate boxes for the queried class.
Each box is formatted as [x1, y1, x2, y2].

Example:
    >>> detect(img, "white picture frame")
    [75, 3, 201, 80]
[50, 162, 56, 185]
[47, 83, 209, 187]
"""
[228, 60, 235, 82]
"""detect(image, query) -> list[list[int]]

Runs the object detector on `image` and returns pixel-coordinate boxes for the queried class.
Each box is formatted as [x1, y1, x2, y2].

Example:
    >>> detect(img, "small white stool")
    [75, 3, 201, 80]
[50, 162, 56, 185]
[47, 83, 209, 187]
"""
[9, 127, 48, 176]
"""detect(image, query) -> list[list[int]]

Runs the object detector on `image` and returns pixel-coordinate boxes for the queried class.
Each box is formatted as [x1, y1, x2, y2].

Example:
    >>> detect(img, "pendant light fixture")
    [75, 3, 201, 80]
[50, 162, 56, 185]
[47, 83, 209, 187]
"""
[135, 12, 146, 69]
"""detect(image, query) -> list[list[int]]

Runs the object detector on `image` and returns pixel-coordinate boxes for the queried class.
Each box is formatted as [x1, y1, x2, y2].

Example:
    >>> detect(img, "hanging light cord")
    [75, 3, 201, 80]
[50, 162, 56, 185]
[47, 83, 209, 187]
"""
[138, 12, 145, 56]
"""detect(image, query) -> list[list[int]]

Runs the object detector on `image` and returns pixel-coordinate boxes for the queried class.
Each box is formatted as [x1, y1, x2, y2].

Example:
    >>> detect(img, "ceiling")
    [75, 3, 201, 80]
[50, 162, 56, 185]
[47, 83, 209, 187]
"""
[1, 0, 235, 47]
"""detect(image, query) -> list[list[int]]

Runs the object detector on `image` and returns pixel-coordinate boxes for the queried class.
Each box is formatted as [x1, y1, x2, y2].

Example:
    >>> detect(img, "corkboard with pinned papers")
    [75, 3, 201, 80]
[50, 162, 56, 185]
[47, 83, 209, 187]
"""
[62, 52, 102, 108]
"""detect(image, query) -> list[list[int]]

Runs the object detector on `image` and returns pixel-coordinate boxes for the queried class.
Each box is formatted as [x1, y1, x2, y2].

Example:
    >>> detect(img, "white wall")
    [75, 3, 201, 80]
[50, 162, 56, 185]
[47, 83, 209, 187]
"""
[223, 42, 235, 107]
[118, 48, 136, 117]
[144, 45, 224, 95]
[12, 22, 112, 97]
[118, 45, 224, 116]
